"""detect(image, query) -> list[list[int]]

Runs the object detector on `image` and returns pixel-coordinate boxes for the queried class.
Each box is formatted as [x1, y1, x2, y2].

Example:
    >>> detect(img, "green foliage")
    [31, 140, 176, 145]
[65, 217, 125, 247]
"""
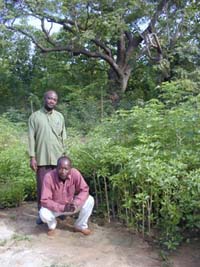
[0, 28, 33, 112]
[0, 0, 199, 251]
[0, 117, 36, 208]
[1, 0, 199, 127]
[0, 181, 24, 208]
[3, 0, 199, 98]
[157, 79, 199, 106]
[67, 84, 200, 249]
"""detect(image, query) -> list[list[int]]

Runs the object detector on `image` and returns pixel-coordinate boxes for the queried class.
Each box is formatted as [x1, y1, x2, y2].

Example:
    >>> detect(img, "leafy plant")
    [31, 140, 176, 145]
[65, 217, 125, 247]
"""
[0, 117, 36, 207]
[67, 86, 200, 249]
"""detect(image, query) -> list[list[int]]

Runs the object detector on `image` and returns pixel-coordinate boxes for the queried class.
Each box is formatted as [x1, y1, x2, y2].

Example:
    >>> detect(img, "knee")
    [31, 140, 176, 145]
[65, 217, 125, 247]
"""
[39, 207, 54, 223]
[87, 195, 95, 209]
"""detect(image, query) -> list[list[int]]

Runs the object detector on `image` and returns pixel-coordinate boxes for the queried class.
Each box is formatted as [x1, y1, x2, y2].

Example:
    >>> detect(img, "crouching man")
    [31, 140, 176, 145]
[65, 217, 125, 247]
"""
[39, 156, 94, 236]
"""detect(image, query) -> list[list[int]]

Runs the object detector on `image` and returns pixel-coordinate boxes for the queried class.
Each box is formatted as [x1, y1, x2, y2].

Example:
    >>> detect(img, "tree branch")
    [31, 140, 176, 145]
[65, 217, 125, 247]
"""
[6, 25, 49, 51]
[91, 39, 112, 57]
[2, 0, 172, 93]
[116, 33, 126, 66]
[6, 23, 122, 77]
[41, 18, 55, 47]
[147, 0, 170, 32]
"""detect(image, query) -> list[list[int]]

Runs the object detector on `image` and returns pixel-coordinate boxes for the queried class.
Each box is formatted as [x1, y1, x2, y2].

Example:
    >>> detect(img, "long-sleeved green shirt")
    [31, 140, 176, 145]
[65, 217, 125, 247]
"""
[28, 108, 66, 166]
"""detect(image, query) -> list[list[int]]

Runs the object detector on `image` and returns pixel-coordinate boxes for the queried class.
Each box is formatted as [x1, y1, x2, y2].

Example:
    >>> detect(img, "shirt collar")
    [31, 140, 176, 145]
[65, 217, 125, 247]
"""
[42, 107, 54, 114]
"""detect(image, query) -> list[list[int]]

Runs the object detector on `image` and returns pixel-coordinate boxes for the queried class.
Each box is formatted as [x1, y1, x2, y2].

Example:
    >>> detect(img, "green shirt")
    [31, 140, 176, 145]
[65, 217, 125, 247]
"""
[28, 108, 66, 166]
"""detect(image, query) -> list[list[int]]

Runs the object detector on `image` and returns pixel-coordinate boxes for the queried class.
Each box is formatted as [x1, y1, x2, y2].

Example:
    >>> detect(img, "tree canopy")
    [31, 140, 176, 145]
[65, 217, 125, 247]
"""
[2, 0, 198, 102]
[0, 0, 199, 123]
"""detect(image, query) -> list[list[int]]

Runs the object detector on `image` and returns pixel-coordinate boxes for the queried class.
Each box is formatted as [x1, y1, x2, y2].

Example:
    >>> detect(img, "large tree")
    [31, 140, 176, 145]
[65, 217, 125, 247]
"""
[1, 0, 197, 103]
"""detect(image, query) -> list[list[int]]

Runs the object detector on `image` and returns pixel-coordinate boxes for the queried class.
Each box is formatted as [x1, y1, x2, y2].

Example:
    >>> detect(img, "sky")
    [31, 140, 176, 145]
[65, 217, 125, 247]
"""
[28, 17, 61, 34]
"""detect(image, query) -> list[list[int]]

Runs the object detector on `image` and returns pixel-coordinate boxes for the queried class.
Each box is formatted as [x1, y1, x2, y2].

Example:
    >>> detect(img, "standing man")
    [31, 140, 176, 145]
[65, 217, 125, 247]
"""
[28, 90, 66, 224]
[39, 156, 94, 236]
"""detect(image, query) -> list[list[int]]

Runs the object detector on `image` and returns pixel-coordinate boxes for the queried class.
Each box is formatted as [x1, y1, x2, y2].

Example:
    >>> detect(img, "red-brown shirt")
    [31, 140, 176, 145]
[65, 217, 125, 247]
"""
[40, 168, 89, 212]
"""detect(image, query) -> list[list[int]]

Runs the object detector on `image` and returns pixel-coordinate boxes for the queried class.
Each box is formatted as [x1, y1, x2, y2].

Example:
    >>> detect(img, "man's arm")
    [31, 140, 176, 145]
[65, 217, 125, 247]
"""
[40, 174, 65, 213]
[61, 115, 67, 154]
[72, 169, 89, 208]
[28, 116, 37, 172]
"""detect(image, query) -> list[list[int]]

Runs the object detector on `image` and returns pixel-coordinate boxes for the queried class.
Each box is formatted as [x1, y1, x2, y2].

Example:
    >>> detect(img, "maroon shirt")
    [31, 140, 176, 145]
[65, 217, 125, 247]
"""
[40, 168, 89, 213]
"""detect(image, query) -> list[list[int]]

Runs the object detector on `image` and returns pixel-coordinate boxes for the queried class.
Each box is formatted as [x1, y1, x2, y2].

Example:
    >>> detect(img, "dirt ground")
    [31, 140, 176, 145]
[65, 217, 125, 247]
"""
[0, 202, 199, 267]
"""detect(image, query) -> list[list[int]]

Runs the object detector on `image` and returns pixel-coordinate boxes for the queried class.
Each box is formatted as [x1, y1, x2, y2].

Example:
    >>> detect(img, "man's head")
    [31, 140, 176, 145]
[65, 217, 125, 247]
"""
[57, 156, 72, 181]
[43, 90, 58, 111]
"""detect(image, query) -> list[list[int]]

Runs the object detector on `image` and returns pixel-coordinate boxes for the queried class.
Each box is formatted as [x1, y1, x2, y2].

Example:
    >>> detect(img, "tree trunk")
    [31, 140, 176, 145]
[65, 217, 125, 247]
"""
[108, 65, 132, 107]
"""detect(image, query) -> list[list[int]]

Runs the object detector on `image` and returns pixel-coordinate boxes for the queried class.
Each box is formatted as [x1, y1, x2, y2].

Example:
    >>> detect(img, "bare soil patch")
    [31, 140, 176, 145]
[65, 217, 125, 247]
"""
[0, 202, 199, 267]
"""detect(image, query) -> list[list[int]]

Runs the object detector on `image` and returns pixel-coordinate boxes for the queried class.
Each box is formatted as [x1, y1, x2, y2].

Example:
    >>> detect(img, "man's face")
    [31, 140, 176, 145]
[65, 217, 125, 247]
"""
[44, 91, 58, 111]
[57, 160, 71, 181]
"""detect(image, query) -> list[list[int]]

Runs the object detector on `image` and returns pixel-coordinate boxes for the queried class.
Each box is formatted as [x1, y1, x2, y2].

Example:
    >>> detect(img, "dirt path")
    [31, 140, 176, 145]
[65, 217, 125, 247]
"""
[0, 202, 199, 267]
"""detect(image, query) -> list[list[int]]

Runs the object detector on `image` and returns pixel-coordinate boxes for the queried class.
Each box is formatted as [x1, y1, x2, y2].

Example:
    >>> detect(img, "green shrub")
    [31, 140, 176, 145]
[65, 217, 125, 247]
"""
[0, 181, 24, 208]
[67, 91, 200, 249]
[0, 117, 36, 207]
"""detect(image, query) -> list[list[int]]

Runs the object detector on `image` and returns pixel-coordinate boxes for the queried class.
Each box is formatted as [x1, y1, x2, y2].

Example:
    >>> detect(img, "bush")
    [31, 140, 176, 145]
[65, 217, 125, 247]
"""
[0, 117, 36, 207]
[0, 181, 24, 208]
[67, 91, 200, 249]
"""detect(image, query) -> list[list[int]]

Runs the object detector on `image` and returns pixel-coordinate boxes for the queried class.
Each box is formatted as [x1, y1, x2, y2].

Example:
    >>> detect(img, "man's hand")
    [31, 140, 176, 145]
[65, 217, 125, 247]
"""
[64, 202, 76, 212]
[30, 157, 37, 172]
